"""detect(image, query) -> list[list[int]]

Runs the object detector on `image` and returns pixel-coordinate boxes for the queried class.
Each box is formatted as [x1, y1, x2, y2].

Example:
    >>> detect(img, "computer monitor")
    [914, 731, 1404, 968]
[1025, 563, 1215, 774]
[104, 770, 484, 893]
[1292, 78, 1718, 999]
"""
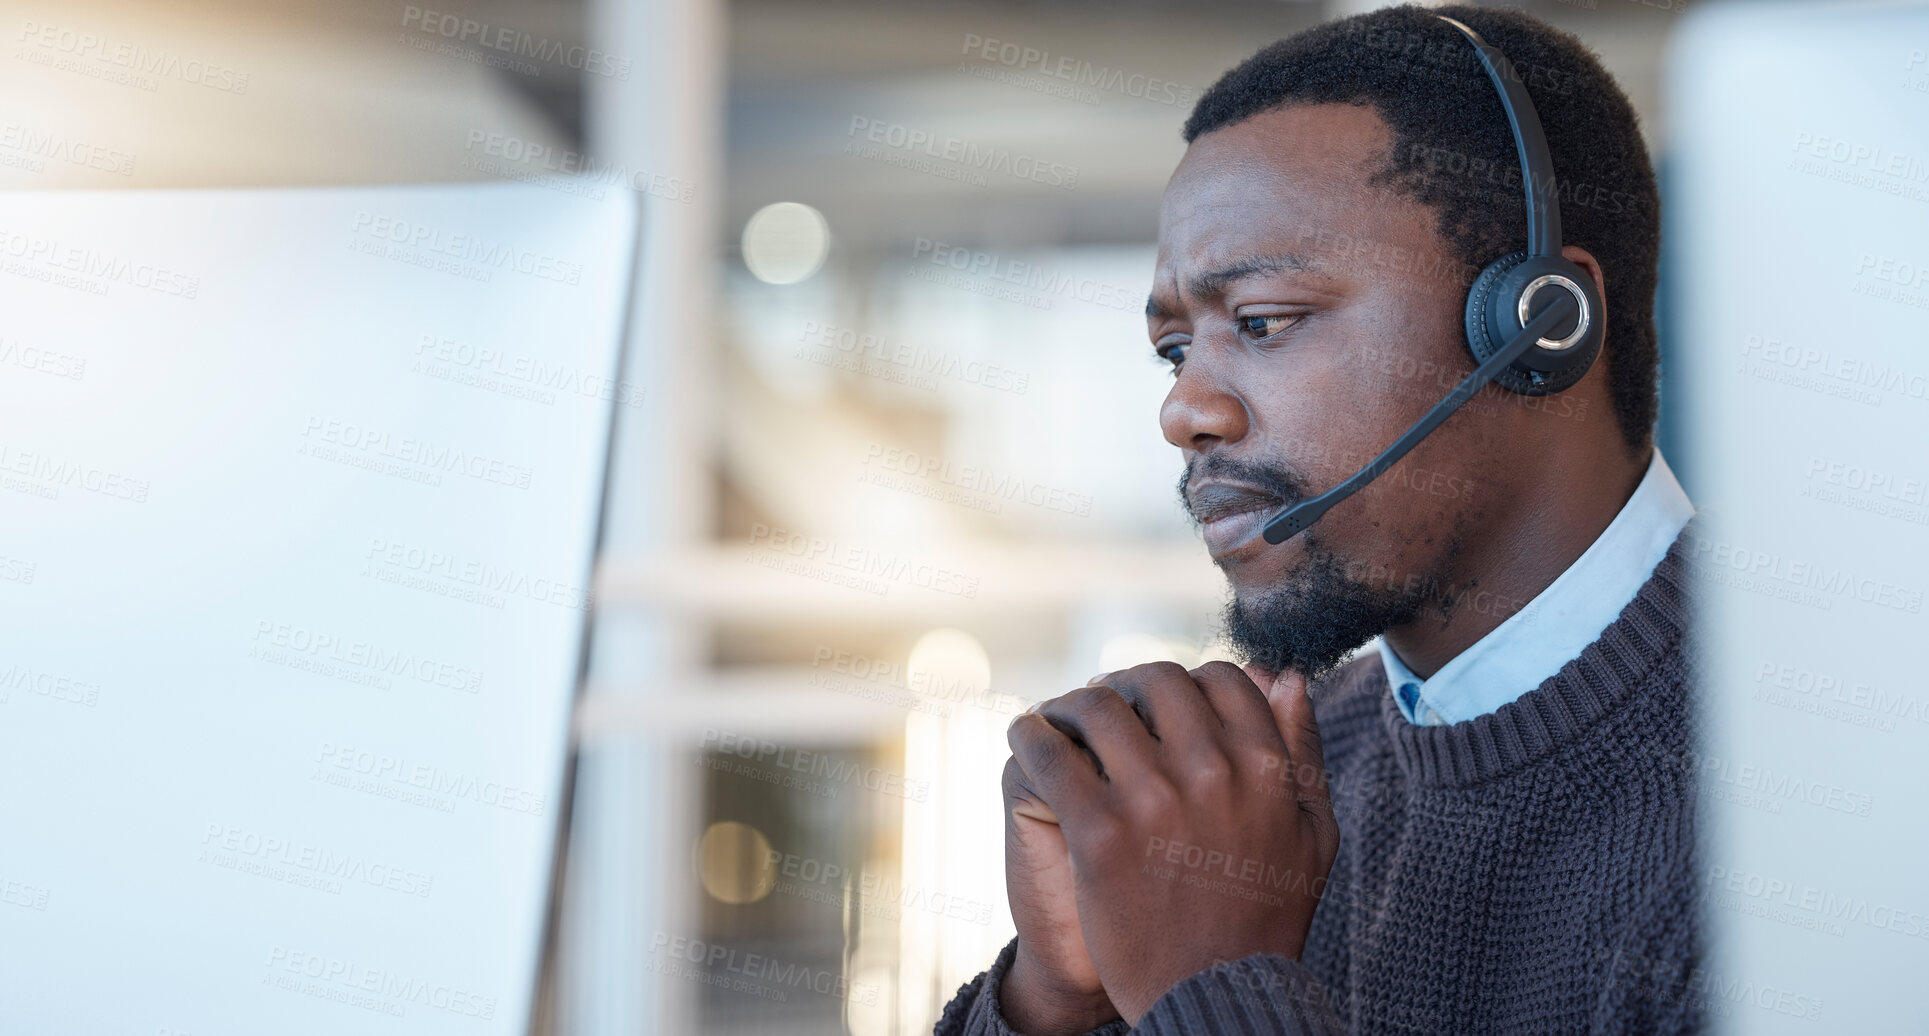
[0, 182, 637, 1034]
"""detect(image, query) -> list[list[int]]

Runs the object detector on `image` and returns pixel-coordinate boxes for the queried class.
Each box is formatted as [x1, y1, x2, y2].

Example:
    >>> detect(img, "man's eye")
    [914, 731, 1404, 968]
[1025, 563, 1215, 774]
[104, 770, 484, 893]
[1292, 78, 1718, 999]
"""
[1157, 342, 1189, 372]
[1236, 314, 1300, 340]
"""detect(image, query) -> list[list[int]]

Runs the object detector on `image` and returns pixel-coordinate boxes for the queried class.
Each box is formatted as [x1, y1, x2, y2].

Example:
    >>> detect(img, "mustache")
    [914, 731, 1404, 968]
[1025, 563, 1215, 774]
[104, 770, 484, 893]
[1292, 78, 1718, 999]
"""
[1176, 454, 1313, 527]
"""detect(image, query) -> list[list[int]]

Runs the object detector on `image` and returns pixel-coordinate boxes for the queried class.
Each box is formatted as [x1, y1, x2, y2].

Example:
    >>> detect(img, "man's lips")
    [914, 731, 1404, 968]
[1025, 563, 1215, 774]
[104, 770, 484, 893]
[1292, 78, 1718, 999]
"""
[1188, 482, 1283, 523]
[1188, 481, 1287, 557]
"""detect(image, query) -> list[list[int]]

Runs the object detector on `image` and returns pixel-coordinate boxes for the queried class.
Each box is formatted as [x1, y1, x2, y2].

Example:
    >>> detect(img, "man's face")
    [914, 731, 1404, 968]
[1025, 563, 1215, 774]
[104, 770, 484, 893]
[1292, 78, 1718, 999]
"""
[1149, 103, 1505, 676]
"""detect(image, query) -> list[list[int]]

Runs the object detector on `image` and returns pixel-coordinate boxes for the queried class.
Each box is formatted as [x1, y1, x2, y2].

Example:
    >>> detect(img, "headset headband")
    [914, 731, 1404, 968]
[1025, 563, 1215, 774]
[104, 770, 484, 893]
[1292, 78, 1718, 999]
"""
[1435, 16, 1561, 257]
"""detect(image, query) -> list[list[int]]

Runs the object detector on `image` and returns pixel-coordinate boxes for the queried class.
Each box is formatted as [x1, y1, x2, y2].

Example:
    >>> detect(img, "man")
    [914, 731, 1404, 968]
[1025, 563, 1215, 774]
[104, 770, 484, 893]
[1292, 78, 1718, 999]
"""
[935, 5, 1701, 1034]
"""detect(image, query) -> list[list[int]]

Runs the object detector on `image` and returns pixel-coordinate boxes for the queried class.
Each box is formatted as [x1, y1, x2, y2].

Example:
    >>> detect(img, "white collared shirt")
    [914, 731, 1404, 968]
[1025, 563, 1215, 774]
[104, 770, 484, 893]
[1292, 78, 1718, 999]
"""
[1377, 448, 1695, 726]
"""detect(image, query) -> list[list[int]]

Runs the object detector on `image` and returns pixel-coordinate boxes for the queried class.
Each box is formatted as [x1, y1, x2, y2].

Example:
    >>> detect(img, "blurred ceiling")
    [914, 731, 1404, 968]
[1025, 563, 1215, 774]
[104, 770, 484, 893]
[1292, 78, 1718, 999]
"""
[720, 0, 1680, 254]
[7, 0, 1682, 253]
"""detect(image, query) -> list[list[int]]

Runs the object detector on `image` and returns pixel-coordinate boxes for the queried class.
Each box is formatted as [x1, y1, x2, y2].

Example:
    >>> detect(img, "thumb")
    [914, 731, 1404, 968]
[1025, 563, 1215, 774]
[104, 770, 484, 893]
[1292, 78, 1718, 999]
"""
[1003, 755, 1062, 826]
[1260, 668, 1329, 808]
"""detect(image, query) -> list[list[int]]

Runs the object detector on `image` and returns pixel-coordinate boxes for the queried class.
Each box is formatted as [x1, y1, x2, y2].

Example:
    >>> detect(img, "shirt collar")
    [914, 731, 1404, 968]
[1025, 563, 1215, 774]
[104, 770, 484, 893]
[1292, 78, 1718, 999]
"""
[1377, 448, 1695, 725]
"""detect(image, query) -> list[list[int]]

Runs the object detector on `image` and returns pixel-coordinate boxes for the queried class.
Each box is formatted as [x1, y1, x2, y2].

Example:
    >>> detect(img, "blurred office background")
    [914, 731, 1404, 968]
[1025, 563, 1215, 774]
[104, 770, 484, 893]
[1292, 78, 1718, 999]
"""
[0, 0, 1736, 1032]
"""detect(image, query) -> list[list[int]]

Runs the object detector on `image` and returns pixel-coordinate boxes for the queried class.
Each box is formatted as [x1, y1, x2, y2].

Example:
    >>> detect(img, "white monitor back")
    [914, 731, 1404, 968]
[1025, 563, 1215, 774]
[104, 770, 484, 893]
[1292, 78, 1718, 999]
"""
[0, 183, 636, 1035]
[1671, 4, 1929, 1031]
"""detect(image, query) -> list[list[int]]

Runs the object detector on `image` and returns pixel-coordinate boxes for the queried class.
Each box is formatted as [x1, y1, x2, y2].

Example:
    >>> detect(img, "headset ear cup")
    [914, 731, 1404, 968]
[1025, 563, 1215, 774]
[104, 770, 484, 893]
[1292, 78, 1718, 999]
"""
[1463, 252, 1603, 397]
[1464, 252, 1542, 396]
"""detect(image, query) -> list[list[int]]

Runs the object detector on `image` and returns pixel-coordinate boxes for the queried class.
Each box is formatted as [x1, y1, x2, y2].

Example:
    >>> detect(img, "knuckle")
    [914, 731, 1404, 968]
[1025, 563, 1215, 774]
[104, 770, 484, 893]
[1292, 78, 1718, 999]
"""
[1131, 777, 1183, 818]
[1135, 660, 1189, 682]
[1192, 659, 1245, 683]
[1066, 684, 1116, 712]
[1006, 714, 1031, 752]
[1031, 690, 1070, 715]
[1188, 756, 1234, 790]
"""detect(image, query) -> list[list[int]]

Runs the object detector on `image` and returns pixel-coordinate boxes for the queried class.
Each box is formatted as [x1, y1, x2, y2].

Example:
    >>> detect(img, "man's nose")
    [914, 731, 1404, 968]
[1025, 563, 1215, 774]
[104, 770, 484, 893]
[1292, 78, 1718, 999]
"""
[1160, 362, 1249, 452]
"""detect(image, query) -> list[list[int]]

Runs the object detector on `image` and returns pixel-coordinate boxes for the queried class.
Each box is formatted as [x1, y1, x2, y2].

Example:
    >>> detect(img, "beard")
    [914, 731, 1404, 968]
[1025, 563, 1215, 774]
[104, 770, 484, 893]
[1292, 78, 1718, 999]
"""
[1180, 453, 1457, 679]
[1221, 535, 1435, 678]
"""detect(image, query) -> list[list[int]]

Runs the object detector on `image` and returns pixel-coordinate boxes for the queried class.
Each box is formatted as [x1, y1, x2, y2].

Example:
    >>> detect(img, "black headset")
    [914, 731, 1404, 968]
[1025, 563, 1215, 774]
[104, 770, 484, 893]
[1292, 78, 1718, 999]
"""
[1256, 14, 1603, 546]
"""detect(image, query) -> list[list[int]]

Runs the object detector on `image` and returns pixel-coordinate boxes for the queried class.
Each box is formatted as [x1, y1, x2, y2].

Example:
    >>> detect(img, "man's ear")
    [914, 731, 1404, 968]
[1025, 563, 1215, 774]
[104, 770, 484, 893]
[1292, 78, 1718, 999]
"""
[1560, 245, 1608, 331]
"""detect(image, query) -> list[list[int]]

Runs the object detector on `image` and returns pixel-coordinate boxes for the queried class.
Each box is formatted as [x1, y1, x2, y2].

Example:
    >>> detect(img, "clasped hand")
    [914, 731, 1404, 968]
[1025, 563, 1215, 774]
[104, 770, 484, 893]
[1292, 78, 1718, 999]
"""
[999, 660, 1338, 1031]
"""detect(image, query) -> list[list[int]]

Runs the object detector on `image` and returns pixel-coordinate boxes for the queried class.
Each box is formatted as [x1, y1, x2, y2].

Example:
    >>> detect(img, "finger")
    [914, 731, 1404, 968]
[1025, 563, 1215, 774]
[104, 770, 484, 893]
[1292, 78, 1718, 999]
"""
[1008, 712, 1108, 821]
[1037, 684, 1160, 781]
[1103, 661, 1220, 762]
[1188, 660, 1278, 742]
[1001, 755, 1060, 826]
[1085, 669, 1120, 687]
[1262, 670, 1332, 818]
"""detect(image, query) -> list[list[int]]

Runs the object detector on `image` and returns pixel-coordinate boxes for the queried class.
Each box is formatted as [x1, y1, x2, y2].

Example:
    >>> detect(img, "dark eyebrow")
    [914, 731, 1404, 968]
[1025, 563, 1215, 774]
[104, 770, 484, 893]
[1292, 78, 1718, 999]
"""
[1187, 253, 1317, 299]
[1146, 252, 1320, 321]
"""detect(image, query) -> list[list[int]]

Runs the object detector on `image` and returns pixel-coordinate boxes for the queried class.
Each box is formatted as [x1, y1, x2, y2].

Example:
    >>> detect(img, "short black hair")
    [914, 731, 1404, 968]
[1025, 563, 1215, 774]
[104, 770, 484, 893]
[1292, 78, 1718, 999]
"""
[1184, 3, 1660, 453]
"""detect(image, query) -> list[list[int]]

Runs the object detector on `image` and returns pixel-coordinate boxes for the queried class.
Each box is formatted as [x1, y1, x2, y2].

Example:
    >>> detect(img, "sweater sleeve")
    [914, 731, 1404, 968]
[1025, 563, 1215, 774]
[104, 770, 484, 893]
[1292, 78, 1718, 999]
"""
[1131, 954, 1347, 1036]
[933, 937, 1131, 1036]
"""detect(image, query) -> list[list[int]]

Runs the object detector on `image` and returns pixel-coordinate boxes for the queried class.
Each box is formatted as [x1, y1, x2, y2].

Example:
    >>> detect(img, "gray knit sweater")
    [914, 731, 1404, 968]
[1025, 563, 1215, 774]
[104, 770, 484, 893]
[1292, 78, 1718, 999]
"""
[936, 527, 1703, 1035]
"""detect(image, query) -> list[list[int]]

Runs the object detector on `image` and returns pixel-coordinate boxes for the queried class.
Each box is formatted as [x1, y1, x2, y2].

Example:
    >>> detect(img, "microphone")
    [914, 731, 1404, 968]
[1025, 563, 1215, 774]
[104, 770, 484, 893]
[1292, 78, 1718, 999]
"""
[1255, 291, 1580, 546]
